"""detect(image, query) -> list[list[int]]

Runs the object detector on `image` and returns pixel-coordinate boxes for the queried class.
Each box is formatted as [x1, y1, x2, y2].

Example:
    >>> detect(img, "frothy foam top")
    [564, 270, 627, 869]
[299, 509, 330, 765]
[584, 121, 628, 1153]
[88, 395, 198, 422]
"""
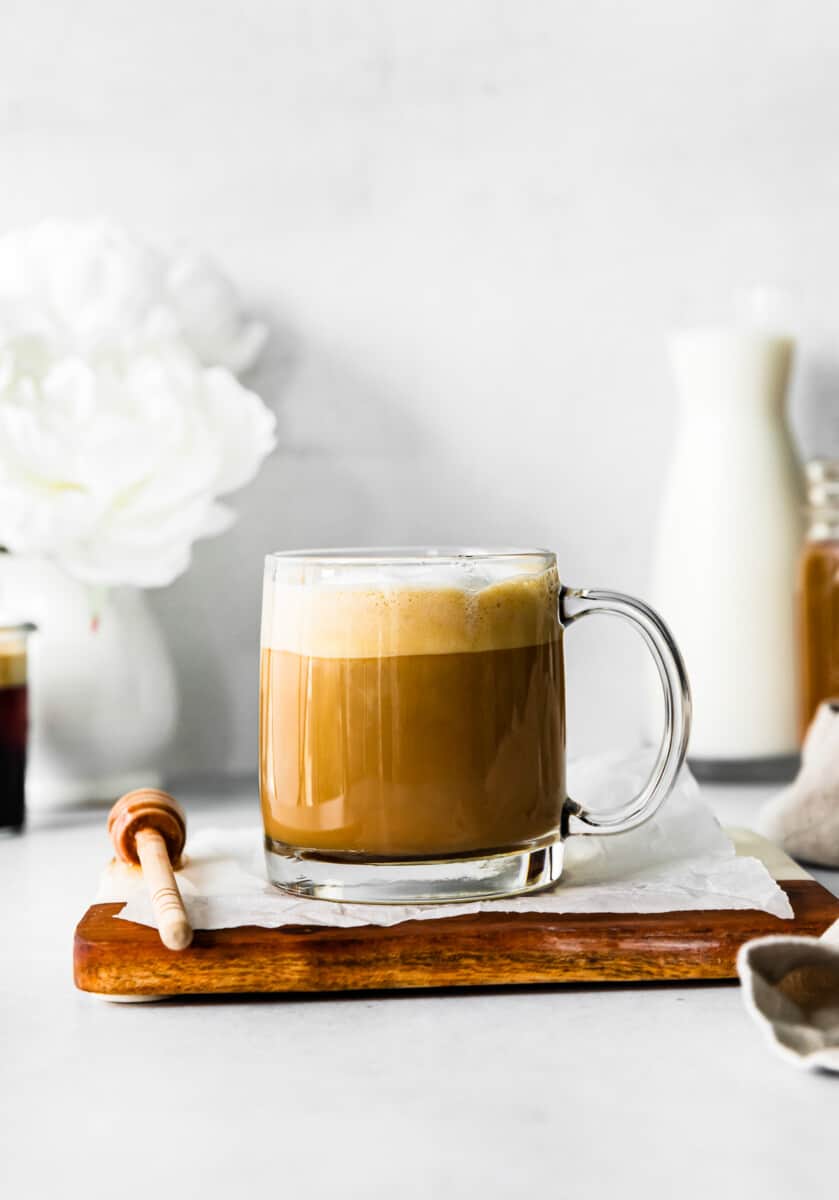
[261, 567, 560, 658]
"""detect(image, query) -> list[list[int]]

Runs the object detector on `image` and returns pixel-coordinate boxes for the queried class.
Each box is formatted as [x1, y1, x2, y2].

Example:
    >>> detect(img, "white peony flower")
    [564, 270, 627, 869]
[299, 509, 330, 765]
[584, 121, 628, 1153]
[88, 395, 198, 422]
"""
[0, 220, 276, 588]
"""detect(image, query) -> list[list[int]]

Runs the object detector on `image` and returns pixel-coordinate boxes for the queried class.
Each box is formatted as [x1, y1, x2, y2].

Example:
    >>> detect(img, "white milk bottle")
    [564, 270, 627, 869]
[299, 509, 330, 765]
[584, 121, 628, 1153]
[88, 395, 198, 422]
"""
[650, 326, 801, 779]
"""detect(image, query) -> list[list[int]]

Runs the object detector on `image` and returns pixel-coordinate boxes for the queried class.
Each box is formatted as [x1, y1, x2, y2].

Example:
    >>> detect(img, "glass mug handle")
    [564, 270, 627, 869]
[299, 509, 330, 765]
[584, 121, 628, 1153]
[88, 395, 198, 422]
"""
[559, 586, 692, 836]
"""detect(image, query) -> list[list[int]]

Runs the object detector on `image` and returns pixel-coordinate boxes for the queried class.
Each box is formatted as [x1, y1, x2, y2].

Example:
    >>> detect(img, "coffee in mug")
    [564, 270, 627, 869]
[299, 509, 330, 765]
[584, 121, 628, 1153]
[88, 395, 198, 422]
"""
[259, 548, 690, 903]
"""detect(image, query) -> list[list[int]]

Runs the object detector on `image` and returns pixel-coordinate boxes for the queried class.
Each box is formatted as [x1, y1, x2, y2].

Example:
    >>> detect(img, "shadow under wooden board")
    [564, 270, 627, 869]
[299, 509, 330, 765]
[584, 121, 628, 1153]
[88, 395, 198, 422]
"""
[74, 878, 839, 1001]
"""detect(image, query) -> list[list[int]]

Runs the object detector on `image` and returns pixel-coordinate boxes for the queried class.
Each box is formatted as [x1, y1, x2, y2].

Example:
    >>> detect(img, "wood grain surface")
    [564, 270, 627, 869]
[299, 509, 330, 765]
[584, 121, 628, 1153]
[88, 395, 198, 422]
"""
[73, 880, 839, 999]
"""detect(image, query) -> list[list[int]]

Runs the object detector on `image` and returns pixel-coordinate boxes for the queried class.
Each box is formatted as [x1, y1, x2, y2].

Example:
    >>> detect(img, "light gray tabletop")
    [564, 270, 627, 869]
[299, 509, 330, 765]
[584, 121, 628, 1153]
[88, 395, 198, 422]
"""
[2, 780, 837, 1200]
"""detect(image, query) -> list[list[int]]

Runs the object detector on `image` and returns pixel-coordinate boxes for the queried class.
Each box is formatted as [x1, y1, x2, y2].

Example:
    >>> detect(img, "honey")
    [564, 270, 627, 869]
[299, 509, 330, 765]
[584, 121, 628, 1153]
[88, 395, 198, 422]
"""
[797, 461, 839, 740]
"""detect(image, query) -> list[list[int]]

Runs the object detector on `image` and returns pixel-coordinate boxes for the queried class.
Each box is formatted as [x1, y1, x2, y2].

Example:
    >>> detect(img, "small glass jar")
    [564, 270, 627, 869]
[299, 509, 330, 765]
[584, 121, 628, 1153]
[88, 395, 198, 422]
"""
[0, 623, 34, 831]
[797, 460, 839, 741]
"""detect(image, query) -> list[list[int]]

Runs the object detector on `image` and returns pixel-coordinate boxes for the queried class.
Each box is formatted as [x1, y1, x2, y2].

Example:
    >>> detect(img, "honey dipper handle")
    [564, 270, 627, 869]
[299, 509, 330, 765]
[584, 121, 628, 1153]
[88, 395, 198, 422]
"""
[135, 828, 193, 951]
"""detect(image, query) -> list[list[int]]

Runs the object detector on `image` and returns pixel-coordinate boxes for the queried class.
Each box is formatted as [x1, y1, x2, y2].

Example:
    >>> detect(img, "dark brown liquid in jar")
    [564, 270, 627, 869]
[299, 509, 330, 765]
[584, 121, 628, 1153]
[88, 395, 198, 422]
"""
[0, 648, 27, 830]
[797, 538, 839, 740]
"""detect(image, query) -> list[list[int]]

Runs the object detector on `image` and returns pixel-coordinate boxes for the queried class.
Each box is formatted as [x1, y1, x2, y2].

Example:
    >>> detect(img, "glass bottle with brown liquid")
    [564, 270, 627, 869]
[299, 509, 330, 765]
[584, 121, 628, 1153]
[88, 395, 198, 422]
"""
[0, 624, 33, 831]
[797, 461, 839, 740]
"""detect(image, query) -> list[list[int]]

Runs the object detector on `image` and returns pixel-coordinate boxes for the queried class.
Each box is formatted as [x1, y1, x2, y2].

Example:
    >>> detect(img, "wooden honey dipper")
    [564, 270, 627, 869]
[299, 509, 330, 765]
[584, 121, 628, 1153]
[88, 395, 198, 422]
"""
[108, 788, 193, 951]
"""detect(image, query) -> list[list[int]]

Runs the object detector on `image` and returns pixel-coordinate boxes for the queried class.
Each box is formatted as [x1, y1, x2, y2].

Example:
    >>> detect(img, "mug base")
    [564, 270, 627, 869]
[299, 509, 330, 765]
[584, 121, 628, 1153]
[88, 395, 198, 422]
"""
[264, 837, 564, 904]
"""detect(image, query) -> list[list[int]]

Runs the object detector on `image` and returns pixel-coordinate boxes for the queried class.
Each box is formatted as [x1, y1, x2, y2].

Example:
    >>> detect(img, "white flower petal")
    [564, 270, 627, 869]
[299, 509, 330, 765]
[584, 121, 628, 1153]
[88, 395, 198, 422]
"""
[166, 252, 268, 373]
[201, 368, 277, 494]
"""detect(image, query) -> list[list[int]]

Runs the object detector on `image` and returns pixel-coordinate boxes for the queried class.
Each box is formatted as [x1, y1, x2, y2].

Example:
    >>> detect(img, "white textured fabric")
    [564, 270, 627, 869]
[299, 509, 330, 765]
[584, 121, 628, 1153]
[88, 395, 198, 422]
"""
[97, 752, 792, 929]
[738, 928, 839, 1072]
[761, 702, 839, 868]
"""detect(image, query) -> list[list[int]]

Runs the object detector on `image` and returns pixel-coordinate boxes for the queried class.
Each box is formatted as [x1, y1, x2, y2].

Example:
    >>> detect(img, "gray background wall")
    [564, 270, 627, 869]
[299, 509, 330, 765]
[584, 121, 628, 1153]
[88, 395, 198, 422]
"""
[4, 0, 839, 776]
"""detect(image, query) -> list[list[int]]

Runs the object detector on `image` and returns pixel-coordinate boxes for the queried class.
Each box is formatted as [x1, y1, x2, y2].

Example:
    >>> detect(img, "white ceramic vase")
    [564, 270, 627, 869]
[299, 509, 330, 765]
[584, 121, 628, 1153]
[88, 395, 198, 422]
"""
[0, 556, 178, 809]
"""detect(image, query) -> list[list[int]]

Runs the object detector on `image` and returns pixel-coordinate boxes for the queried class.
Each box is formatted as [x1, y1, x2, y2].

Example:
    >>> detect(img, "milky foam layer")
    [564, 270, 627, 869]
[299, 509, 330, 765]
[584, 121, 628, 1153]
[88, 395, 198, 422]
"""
[268, 554, 549, 592]
[261, 567, 560, 658]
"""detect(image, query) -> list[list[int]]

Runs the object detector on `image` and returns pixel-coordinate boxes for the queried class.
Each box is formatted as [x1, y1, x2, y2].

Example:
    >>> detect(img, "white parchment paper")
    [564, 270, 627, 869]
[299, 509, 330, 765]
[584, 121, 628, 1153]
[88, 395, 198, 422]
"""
[97, 752, 793, 928]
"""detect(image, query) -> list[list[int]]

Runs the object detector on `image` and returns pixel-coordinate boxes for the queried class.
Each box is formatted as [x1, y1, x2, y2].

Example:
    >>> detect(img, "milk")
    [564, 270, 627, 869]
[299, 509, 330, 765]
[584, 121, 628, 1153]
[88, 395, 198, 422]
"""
[650, 329, 801, 767]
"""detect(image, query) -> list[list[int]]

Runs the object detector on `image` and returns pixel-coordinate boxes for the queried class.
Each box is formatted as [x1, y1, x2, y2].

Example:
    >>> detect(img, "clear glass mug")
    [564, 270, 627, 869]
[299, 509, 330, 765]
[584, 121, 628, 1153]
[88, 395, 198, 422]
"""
[259, 548, 691, 903]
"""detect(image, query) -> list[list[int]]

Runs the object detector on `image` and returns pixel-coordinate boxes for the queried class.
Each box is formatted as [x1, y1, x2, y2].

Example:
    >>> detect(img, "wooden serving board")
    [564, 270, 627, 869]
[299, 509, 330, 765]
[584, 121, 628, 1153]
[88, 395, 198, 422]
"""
[74, 876, 839, 1000]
